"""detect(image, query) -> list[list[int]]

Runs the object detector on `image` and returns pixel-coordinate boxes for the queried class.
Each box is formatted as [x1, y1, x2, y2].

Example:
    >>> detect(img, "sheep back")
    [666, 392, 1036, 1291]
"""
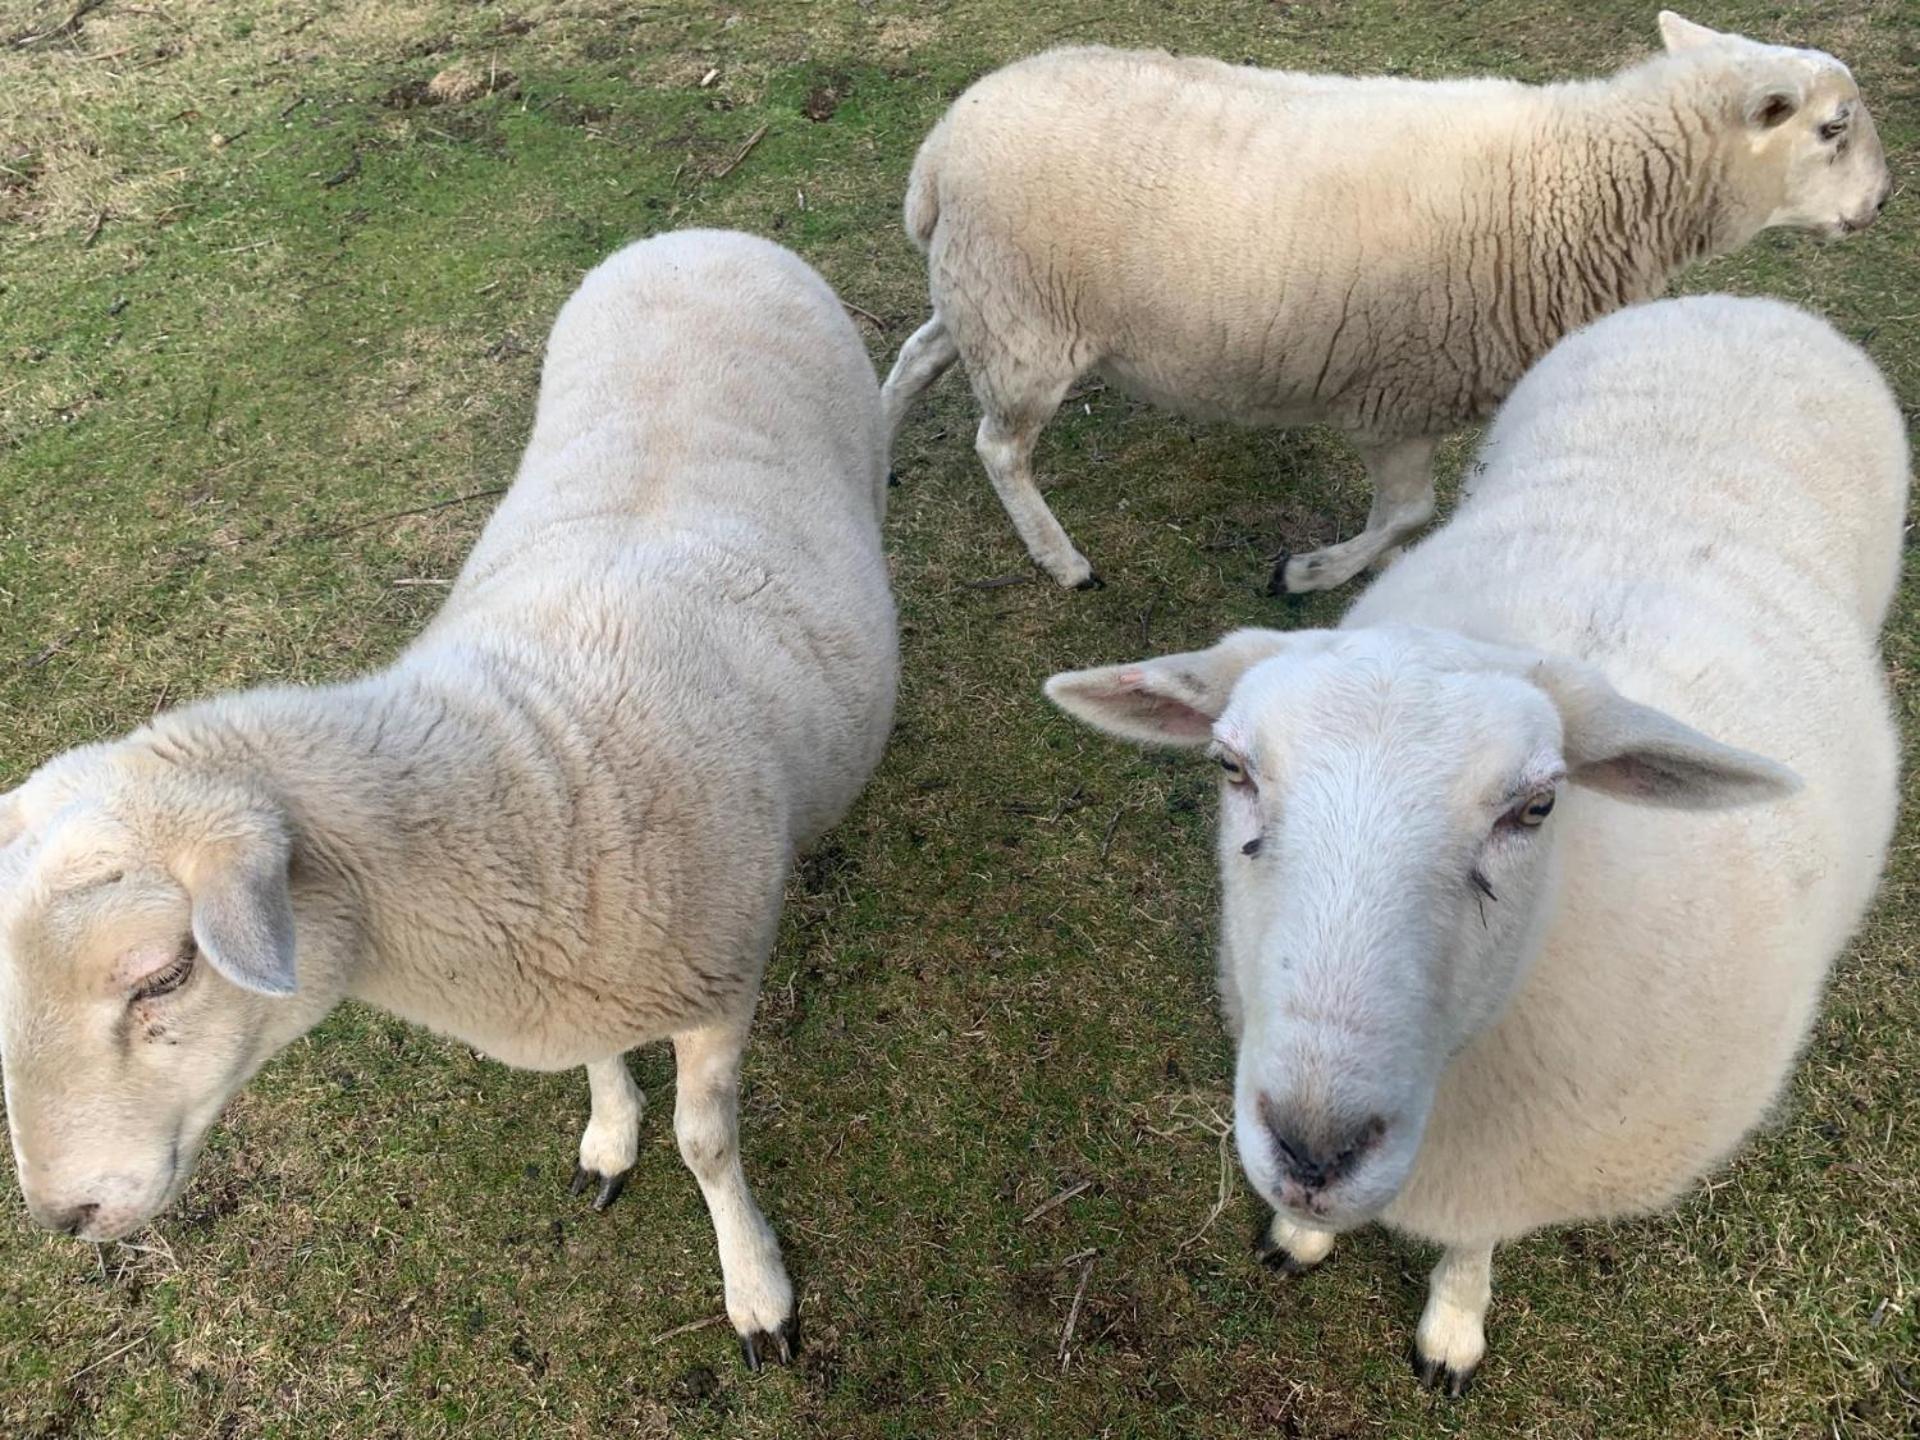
[1351, 296, 1905, 1243]
[908, 45, 1737, 441]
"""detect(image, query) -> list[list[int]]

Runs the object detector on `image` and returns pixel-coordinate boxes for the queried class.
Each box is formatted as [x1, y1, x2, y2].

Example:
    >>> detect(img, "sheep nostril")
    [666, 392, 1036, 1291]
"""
[1257, 1096, 1387, 1194]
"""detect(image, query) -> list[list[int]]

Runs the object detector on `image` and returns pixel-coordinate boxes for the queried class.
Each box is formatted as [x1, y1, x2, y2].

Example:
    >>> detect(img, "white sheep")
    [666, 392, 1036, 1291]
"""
[883, 13, 1892, 593]
[1044, 294, 1905, 1391]
[0, 229, 897, 1371]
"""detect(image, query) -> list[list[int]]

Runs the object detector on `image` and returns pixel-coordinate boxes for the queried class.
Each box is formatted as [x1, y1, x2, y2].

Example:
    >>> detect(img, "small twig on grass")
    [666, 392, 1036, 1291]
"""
[1058, 1255, 1095, 1371]
[711, 122, 769, 180]
[841, 299, 886, 330]
[1001, 787, 1089, 822]
[962, 570, 1034, 591]
[304, 486, 507, 542]
[321, 151, 361, 188]
[278, 94, 308, 120]
[1023, 1178, 1092, 1224]
[1174, 1127, 1235, 1257]
[81, 207, 110, 247]
[1098, 805, 1126, 862]
[24, 629, 80, 671]
[1138, 589, 1162, 650]
[10, 0, 108, 49]
[650, 1313, 727, 1346]
[63, 1327, 154, 1386]
[392, 577, 453, 588]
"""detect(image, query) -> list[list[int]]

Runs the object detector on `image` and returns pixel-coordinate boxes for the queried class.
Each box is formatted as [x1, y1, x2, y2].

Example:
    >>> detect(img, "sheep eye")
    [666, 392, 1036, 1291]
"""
[1819, 118, 1848, 142]
[1214, 752, 1252, 786]
[132, 940, 196, 1002]
[1516, 791, 1555, 828]
[1496, 789, 1556, 833]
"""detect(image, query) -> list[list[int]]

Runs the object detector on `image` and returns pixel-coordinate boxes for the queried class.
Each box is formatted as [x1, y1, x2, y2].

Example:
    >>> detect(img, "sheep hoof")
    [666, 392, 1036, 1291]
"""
[567, 1163, 631, 1211]
[1410, 1342, 1478, 1399]
[1074, 571, 1106, 591]
[1253, 1233, 1324, 1276]
[1263, 550, 1305, 600]
[887, 467, 901, 488]
[737, 1313, 801, 1371]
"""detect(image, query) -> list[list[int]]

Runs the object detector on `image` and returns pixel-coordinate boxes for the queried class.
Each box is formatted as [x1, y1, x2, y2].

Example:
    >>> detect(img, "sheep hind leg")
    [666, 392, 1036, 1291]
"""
[881, 313, 959, 449]
[1269, 436, 1438, 596]
[1411, 1242, 1494, 1398]
[672, 1017, 797, 1370]
[570, 1054, 643, 1212]
[977, 389, 1099, 590]
[1254, 1210, 1337, 1275]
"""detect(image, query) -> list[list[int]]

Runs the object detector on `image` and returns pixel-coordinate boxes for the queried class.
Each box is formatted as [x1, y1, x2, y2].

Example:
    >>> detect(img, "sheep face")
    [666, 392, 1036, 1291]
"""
[0, 754, 334, 1242]
[1046, 625, 1798, 1232]
[1661, 14, 1891, 239]
[1743, 59, 1889, 239]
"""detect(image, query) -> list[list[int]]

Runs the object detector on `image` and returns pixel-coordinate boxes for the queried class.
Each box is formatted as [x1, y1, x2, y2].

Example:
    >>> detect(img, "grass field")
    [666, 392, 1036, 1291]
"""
[1, 2, 1915, 1436]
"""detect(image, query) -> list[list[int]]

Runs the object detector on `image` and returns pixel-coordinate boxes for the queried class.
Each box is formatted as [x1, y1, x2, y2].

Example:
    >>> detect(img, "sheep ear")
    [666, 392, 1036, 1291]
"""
[185, 816, 297, 997]
[1657, 11, 1722, 52]
[1744, 79, 1803, 130]
[1530, 659, 1799, 810]
[1044, 628, 1315, 747]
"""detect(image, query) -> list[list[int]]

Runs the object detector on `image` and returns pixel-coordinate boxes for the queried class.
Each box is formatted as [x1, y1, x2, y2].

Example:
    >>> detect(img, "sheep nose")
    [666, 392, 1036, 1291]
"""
[47, 1201, 100, 1237]
[1257, 1096, 1385, 1193]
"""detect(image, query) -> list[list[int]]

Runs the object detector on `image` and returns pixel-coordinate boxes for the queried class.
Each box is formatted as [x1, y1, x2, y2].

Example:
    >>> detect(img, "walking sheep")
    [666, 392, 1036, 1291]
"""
[0, 229, 898, 1371]
[884, 13, 1892, 593]
[1044, 295, 1904, 1390]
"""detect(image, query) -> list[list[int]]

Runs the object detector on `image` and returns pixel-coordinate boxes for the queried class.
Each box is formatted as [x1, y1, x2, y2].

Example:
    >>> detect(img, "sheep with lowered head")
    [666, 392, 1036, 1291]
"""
[884, 13, 1892, 593]
[0, 229, 897, 1371]
[1045, 295, 1904, 1391]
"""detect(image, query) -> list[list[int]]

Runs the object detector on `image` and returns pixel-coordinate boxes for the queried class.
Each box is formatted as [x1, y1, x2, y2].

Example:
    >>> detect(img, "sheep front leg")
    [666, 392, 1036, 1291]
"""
[569, 1054, 643, 1212]
[1411, 1242, 1494, 1398]
[673, 1018, 797, 1370]
[1269, 436, 1438, 595]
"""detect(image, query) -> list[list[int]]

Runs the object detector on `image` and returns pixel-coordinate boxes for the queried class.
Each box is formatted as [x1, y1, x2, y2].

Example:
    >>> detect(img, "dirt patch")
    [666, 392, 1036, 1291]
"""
[381, 65, 518, 110]
[803, 85, 841, 122]
[872, 15, 940, 56]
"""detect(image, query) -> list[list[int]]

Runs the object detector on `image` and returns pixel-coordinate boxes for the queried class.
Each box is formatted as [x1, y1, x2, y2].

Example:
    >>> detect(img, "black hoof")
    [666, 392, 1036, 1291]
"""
[1263, 550, 1293, 599]
[1410, 1342, 1478, 1398]
[1074, 572, 1106, 591]
[738, 1313, 801, 1372]
[568, 1164, 632, 1211]
[887, 468, 901, 488]
[1253, 1233, 1322, 1276]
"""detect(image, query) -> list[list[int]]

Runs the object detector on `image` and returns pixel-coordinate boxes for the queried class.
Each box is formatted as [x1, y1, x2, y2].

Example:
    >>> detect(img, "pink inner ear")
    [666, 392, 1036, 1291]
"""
[112, 941, 181, 990]
[1133, 693, 1214, 739]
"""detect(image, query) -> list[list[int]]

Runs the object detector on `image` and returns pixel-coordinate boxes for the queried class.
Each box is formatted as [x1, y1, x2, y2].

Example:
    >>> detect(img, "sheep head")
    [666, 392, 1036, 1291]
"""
[0, 745, 342, 1242]
[1046, 624, 1796, 1231]
[1659, 12, 1891, 240]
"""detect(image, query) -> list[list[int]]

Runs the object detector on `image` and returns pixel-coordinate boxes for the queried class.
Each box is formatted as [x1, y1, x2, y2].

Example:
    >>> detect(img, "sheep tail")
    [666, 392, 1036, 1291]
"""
[902, 114, 950, 252]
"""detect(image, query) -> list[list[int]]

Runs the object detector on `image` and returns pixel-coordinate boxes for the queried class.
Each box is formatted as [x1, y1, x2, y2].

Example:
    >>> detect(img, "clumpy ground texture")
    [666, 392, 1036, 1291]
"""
[1, 2, 1915, 1437]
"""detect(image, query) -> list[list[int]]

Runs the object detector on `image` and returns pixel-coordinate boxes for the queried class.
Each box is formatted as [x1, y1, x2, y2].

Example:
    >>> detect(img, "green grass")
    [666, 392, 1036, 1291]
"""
[2, 2, 1916, 1436]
